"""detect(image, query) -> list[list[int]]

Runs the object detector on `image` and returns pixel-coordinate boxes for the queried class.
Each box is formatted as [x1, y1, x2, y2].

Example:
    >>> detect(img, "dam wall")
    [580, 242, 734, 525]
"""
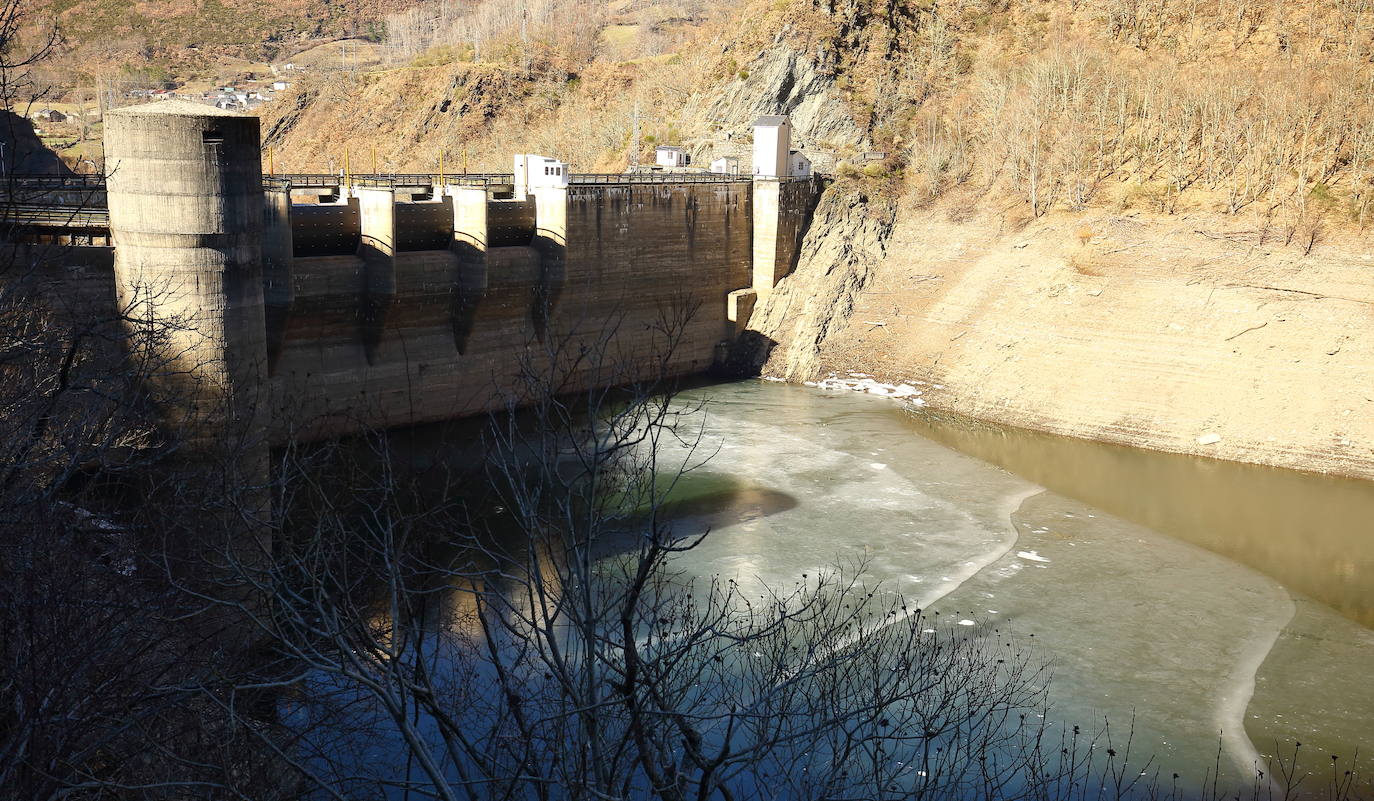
[16, 105, 822, 446]
[266, 179, 757, 441]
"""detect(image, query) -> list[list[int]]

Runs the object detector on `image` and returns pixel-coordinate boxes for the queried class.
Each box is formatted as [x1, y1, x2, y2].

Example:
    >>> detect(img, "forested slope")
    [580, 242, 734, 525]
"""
[268, 0, 1374, 231]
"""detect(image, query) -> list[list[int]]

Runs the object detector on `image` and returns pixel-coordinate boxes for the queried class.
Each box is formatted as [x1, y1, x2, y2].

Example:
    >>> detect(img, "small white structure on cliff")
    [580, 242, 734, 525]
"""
[752, 115, 792, 178]
[710, 156, 740, 175]
[656, 146, 689, 167]
[513, 154, 568, 199]
[789, 150, 812, 177]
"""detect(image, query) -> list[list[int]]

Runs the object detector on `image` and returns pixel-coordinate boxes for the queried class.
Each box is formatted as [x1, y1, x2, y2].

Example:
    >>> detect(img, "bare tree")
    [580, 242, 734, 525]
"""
[173, 298, 1156, 801]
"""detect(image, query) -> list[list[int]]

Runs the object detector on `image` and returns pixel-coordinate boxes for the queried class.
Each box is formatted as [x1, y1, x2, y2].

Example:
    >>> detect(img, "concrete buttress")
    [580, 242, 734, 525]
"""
[750, 177, 821, 295]
[532, 186, 568, 341]
[262, 187, 294, 372]
[355, 186, 397, 364]
[447, 184, 488, 353]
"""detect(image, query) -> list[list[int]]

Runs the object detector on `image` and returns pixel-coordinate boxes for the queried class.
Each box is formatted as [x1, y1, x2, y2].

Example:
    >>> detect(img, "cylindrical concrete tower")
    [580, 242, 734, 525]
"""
[104, 99, 268, 454]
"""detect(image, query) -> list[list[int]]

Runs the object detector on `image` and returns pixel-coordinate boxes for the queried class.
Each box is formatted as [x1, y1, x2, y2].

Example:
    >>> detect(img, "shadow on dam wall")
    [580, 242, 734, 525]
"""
[905, 409, 1374, 628]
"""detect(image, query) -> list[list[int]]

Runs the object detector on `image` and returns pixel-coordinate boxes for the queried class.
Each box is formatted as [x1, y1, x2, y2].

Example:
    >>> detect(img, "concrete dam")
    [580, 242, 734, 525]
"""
[11, 100, 822, 447]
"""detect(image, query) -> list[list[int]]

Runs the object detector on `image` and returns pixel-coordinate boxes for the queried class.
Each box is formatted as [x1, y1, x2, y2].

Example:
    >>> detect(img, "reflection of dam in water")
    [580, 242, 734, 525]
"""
[645, 380, 1374, 792]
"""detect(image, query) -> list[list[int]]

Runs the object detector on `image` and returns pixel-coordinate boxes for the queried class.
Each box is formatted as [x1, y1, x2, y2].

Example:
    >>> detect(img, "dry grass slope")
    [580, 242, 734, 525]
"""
[261, 0, 1374, 242]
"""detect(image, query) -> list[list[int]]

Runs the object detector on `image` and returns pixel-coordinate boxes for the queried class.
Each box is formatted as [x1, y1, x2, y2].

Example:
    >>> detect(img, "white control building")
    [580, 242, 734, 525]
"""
[655, 146, 690, 168]
[710, 156, 740, 175]
[513, 154, 568, 199]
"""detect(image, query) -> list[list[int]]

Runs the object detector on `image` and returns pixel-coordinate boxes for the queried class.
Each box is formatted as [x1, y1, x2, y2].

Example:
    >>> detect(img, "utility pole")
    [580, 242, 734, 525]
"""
[631, 99, 640, 167]
[521, 9, 530, 76]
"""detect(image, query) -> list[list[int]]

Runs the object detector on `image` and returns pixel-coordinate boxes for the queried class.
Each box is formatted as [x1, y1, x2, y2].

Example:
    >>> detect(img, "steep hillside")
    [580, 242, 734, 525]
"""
[269, 0, 1374, 213]
[740, 0, 1374, 477]
[261, 0, 763, 172]
[28, 0, 418, 86]
[749, 183, 1374, 479]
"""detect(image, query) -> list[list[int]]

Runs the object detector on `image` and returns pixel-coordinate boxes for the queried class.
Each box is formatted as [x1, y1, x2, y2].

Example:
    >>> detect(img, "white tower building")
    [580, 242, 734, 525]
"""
[752, 115, 792, 178]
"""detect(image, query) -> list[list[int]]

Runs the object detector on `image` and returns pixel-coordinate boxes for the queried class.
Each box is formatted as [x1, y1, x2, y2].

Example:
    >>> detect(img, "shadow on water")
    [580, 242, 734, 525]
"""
[904, 409, 1374, 628]
[594, 471, 799, 557]
[656, 471, 799, 527]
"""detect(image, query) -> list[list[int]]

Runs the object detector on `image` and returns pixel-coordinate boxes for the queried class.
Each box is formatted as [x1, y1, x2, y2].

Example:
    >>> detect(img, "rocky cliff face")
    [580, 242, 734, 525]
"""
[743, 184, 893, 378]
[686, 44, 865, 166]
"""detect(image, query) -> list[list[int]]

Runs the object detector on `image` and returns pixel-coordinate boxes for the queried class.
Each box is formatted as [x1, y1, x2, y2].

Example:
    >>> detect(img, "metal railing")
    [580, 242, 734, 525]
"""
[568, 173, 747, 185]
[270, 173, 513, 190]
[2, 174, 106, 190]
[2, 203, 110, 228]
[1, 171, 772, 196]
[0, 171, 824, 231]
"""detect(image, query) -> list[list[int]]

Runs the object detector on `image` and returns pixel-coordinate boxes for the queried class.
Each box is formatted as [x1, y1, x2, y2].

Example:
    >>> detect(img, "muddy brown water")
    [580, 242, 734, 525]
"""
[903, 409, 1374, 630]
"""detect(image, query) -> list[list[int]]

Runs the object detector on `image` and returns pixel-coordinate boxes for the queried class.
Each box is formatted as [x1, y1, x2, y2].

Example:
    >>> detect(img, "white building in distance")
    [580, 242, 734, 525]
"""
[655, 146, 689, 168]
[752, 115, 792, 178]
[789, 150, 812, 177]
[710, 156, 740, 175]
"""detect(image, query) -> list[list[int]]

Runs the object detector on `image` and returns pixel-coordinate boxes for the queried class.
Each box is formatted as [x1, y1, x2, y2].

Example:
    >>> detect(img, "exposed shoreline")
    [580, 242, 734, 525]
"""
[744, 186, 1374, 484]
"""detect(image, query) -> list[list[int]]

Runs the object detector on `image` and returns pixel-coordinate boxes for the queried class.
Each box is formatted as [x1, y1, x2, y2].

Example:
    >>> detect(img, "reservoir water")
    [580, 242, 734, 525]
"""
[651, 379, 1374, 789]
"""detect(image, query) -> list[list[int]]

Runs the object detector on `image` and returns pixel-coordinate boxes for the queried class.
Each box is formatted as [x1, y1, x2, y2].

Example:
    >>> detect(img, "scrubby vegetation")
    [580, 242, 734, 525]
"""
[266, 0, 1374, 239]
[23, 0, 402, 93]
[895, 1, 1374, 234]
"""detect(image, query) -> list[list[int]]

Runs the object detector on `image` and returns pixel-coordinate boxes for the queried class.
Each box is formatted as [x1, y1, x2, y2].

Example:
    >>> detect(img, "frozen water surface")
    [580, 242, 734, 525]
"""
[653, 380, 1374, 789]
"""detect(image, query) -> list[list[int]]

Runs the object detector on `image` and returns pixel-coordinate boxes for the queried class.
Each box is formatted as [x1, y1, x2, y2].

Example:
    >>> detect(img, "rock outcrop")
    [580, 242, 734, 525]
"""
[743, 184, 894, 378]
[687, 45, 865, 161]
